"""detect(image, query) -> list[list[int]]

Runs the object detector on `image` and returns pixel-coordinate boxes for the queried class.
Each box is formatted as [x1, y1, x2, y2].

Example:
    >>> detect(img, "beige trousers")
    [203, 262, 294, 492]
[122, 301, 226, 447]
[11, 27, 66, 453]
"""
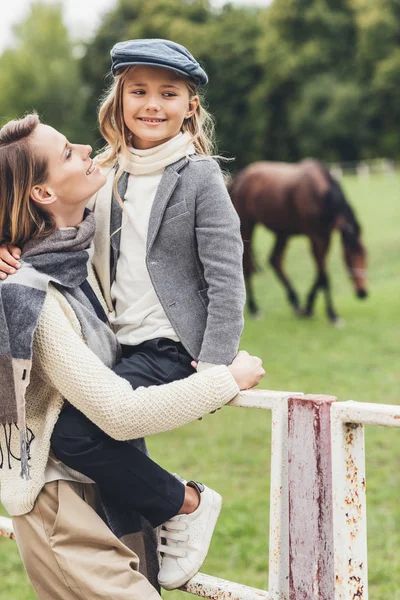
[12, 480, 162, 600]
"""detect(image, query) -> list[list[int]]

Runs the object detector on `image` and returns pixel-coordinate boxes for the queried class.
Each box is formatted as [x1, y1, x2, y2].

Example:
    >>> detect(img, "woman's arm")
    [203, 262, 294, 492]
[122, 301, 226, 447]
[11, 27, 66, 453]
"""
[34, 290, 240, 441]
[194, 159, 246, 365]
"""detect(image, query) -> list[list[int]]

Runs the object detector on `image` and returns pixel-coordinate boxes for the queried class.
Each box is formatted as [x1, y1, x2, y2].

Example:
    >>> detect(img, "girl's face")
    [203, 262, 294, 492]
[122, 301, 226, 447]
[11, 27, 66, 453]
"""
[122, 65, 199, 150]
[30, 124, 106, 212]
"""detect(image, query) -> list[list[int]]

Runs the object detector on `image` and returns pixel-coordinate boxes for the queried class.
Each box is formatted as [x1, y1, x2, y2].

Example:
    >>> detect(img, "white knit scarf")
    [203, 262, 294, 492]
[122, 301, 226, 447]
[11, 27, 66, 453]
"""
[120, 132, 196, 176]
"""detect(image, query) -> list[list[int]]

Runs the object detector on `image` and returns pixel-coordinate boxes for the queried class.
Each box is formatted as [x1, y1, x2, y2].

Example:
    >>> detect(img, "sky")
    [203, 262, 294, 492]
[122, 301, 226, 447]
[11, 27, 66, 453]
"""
[0, 0, 269, 54]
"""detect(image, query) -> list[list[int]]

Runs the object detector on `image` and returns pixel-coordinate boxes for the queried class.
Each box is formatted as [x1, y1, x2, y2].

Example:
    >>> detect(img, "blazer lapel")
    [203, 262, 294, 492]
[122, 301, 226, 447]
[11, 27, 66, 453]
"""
[146, 158, 188, 254]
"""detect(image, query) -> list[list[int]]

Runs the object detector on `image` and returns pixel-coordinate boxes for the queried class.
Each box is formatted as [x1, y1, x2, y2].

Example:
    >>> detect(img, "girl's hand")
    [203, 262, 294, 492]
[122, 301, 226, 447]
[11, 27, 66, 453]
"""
[228, 350, 265, 390]
[0, 244, 21, 280]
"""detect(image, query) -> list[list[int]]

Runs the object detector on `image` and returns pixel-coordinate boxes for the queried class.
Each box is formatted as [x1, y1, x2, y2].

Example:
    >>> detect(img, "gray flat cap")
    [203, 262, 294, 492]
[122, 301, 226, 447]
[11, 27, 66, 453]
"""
[110, 38, 208, 86]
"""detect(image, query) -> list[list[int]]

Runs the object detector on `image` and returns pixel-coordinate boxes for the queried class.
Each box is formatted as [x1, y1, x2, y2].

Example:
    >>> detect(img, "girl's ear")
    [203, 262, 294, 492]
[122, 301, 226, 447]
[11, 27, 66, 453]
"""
[30, 185, 57, 206]
[185, 95, 199, 120]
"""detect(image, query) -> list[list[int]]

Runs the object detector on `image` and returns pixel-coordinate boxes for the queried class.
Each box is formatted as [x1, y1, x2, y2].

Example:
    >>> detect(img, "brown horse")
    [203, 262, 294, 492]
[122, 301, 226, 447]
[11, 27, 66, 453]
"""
[230, 159, 368, 324]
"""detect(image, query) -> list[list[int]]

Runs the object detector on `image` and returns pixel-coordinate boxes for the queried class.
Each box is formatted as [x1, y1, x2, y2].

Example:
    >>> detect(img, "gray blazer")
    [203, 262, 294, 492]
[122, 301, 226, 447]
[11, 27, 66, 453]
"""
[92, 156, 245, 364]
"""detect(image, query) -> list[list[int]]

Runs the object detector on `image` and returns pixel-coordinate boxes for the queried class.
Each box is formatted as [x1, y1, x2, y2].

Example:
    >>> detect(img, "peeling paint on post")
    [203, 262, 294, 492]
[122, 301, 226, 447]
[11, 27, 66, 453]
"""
[0, 516, 14, 539]
[331, 404, 369, 600]
[288, 395, 337, 600]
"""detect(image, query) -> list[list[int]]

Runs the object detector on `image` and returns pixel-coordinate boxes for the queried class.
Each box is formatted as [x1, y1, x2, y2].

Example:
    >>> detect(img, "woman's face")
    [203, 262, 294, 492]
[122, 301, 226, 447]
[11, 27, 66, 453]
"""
[30, 124, 106, 209]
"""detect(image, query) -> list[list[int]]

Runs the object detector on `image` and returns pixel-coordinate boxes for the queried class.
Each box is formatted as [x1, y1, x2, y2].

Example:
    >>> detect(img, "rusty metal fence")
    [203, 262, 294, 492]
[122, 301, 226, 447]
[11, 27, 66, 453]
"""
[1, 390, 399, 599]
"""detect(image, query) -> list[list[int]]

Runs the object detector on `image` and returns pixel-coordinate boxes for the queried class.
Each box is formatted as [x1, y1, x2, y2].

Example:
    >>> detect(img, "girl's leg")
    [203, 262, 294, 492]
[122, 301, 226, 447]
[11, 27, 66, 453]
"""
[51, 402, 185, 528]
[12, 480, 162, 600]
[51, 338, 195, 531]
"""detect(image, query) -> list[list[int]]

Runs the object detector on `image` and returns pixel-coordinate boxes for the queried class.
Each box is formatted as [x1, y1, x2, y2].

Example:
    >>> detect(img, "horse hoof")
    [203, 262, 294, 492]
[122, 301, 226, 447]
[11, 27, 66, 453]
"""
[296, 308, 313, 318]
[251, 310, 263, 320]
[332, 317, 346, 328]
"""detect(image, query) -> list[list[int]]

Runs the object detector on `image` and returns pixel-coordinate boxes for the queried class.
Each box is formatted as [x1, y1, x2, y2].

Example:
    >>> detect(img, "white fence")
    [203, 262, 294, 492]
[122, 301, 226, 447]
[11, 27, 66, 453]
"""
[1, 390, 399, 599]
[329, 158, 400, 180]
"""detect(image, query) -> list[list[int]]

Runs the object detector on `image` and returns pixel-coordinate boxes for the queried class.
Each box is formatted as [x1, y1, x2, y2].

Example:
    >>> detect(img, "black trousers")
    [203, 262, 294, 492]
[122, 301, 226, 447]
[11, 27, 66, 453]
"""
[51, 338, 196, 533]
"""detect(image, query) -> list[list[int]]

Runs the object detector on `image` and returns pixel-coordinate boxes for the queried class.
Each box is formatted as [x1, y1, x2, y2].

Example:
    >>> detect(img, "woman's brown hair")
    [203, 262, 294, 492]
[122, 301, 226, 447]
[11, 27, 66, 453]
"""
[0, 113, 54, 247]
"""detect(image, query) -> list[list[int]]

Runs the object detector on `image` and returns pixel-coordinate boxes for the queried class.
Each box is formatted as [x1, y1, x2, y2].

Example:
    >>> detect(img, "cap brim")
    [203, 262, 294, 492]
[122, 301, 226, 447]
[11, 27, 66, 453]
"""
[112, 60, 207, 86]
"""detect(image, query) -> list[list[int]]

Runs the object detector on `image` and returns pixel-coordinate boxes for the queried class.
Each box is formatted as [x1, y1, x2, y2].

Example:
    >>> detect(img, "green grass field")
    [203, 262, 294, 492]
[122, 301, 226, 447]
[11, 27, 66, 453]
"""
[1, 174, 399, 599]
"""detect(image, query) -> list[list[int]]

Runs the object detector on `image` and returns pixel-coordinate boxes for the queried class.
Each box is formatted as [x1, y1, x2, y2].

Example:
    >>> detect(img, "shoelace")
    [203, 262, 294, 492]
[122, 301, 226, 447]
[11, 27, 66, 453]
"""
[157, 519, 189, 558]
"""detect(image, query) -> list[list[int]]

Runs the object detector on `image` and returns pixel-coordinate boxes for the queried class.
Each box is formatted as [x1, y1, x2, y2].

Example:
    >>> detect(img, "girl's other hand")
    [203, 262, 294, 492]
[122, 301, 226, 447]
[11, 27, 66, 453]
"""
[228, 350, 265, 390]
[0, 244, 21, 280]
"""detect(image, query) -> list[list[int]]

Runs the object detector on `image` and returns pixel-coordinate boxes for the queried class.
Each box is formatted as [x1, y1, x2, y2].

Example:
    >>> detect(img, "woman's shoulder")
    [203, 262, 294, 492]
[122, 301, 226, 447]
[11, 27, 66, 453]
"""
[40, 285, 82, 334]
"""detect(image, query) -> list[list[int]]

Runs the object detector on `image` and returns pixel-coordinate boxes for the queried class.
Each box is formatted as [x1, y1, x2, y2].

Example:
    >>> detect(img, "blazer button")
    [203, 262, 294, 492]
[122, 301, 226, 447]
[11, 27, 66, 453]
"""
[150, 260, 158, 266]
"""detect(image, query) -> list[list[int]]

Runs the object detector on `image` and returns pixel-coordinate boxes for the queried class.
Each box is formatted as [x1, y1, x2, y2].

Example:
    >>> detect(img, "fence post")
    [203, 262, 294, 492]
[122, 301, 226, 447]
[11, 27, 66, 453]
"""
[331, 404, 368, 600]
[287, 395, 337, 600]
[268, 397, 290, 600]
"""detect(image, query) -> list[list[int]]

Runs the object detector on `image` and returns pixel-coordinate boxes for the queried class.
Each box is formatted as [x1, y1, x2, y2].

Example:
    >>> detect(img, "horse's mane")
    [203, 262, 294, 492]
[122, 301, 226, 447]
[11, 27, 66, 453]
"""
[318, 162, 362, 250]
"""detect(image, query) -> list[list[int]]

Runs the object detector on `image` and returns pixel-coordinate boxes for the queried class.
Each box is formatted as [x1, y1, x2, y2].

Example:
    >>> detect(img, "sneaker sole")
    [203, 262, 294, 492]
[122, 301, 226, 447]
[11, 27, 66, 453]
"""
[159, 490, 222, 590]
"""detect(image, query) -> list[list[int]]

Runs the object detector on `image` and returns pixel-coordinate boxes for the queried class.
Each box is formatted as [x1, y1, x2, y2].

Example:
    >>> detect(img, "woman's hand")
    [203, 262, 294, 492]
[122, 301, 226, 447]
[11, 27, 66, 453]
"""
[228, 350, 265, 390]
[0, 244, 21, 280]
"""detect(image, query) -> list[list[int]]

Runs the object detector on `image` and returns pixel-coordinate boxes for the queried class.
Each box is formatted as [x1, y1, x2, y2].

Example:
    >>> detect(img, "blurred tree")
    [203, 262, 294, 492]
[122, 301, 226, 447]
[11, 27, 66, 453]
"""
[251, 0, 361, 162]
[192, 4, 264, 168]
[289, 74, 369, 161]
[0, 2, 87, 141]
[351, 0, 400, 157]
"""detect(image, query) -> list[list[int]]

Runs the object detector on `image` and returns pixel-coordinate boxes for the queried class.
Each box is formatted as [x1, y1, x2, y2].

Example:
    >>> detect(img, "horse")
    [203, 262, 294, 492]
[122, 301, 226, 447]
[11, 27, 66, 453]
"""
[229, 159, 368, 324]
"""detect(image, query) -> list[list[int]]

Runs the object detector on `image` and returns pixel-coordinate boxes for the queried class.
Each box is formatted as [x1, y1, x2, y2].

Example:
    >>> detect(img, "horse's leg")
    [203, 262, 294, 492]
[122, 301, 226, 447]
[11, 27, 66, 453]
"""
[245, 278, 258, 317]
[269, 234, 301, 313]
[305, 235, 340, 323]
[242, 221, 259, 317]
[304, 236, 327, 317]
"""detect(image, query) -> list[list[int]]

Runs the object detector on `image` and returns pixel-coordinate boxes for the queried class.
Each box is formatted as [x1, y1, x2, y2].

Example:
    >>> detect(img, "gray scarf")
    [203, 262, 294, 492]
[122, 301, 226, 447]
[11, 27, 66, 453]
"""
[0, 211, 120, 479]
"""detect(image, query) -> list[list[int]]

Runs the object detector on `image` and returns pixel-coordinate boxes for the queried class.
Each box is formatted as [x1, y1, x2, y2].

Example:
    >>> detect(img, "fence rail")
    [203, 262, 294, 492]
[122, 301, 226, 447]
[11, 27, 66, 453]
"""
[1, 391, 398, 600]
[329, 158, 400, 179]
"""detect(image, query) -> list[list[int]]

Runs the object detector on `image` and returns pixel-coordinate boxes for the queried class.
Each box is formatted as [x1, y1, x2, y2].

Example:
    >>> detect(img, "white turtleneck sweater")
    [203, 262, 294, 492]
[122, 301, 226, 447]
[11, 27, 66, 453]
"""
[110, 132, 195, 347]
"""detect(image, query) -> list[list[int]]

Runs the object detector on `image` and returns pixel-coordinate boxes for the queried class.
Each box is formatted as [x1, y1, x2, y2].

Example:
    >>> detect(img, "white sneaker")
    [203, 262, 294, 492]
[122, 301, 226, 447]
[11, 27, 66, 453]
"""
[157, 481, 222, 590]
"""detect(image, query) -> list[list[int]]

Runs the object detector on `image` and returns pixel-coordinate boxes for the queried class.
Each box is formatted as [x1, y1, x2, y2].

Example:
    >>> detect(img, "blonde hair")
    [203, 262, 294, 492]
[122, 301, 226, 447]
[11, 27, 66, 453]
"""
[0, 113, 55, 247]
[96, 66, 216, 205]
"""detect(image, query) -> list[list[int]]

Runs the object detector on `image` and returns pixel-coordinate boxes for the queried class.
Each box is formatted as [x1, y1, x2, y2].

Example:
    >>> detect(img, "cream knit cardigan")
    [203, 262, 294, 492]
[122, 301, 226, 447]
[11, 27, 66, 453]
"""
[0, 266, 238, 517]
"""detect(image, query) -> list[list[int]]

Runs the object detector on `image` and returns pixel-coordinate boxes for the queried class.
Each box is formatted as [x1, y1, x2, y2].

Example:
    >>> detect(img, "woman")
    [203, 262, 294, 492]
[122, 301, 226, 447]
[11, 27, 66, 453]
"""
[0, 113, 264, 600]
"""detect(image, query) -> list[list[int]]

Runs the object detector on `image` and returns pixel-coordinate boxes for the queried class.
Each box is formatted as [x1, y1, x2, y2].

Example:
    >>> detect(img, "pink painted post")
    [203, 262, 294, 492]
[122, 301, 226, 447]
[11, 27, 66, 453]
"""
[288, 394, 337, 600]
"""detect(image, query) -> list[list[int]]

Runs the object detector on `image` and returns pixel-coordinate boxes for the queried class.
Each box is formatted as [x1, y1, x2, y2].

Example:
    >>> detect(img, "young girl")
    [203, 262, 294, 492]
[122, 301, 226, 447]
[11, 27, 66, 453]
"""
[0, 39, 247, 590]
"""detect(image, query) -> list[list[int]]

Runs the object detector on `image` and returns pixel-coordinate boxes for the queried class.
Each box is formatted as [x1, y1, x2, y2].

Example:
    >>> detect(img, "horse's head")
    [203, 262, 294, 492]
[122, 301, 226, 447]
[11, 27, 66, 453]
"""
[336, 215, 368, 299]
